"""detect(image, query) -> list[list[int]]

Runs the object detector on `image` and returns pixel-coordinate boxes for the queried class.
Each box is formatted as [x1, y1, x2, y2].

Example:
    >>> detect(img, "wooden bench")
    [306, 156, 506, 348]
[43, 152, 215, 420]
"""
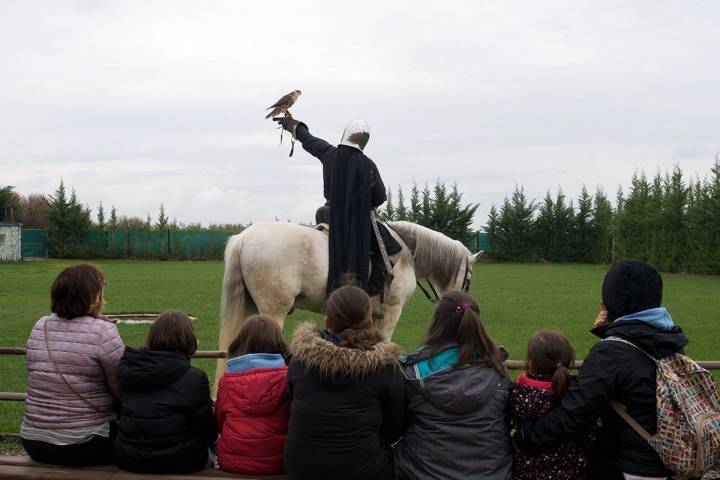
[0, 456, 286, 480]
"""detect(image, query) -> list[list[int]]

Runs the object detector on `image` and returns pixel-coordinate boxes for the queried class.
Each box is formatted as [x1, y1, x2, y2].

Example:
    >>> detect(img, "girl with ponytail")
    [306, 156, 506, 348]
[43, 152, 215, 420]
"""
[508, 330, 591, 480]
[395, 290, 513, 480]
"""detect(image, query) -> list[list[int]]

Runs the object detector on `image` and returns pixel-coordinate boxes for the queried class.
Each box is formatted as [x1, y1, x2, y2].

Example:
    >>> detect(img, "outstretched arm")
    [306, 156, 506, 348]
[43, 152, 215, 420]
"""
[295, 124, 336, 164]
[274, 117, 336, 164]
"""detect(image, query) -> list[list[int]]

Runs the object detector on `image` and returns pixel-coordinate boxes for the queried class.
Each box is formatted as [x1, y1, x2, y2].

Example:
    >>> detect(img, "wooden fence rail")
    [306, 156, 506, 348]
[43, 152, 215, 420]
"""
[3, 347, 720, 402]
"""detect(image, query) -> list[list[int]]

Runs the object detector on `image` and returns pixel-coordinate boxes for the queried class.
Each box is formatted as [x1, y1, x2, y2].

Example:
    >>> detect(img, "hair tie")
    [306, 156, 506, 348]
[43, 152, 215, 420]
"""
[556, 362, 564, 368]
[455, 303, 473, 314]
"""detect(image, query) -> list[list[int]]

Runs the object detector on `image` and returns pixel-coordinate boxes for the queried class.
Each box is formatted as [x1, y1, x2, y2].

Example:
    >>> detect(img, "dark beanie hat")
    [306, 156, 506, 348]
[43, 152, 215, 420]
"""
[602, 260, 663, 321]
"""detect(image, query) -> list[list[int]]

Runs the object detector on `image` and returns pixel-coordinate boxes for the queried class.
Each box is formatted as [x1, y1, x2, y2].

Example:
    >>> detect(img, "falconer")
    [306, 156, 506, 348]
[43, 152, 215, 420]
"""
[275, 117, 387, 297]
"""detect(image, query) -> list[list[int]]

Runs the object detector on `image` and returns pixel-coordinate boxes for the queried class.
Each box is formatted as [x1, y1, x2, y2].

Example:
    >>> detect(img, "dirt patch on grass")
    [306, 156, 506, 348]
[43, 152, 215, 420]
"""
[108, 313, 197, 325]
[0, 435, 24, 455]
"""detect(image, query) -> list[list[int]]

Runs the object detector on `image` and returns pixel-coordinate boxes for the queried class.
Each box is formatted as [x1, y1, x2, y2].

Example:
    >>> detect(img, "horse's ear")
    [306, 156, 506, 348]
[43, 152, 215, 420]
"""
[471, 250, 485, 263]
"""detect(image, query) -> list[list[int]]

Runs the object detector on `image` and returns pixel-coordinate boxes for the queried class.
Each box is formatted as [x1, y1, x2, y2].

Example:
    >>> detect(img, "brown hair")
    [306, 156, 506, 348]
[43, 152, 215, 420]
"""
[51, 264, 105, 319]
[325, 285, 382, 350]
[227, 314, 289, 358]
[425, 290, 505, 376]
[525, 330, 575, 404]
[146, 310, 198, 357]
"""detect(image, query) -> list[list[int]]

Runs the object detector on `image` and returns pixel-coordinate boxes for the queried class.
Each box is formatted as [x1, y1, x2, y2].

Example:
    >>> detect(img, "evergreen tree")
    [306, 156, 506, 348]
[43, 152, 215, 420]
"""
[533, 192, 555, 260]
[551, 190, 574, 261]
[46, 182, 91, 258]
[647, 171, 665, 267]
[409, 183, 422, 223]
[46, 181, 70, 257]
[689, 157, 720, 273]
[484, 204, 500, 255]
[381, 188, 395, 221]
[685, 178, 707, 272]
[707, 157, 720, 273]
[396, 186, 408, 221]
[592, 187, 614, 263]
[108, 205, 119, 258]
[573, 186, 594, 262]
[156, 204, 169, 259]
[421, 183, 432, 225]
[659, 167, 687, 271]
[96, 202, 106, 257]
[615, 172, 651, 260]
[495, 186, 535, 261]
[144, 213, 153, 258]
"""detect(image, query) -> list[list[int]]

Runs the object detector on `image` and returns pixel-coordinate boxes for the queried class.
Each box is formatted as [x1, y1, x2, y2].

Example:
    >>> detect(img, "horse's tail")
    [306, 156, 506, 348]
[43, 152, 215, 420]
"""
[215, 231, 251, 391]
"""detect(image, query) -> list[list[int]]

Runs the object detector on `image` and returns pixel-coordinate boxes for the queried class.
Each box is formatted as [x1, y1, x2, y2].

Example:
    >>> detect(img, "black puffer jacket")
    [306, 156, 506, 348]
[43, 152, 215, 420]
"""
[283, 323, 405, 480]
[113, 347, 217, 473]
[515, 320, 688, 479]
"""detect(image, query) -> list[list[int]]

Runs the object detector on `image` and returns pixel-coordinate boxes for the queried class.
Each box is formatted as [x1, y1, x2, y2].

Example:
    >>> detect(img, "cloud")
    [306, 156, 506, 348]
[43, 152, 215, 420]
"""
[1, 0, 719, 229]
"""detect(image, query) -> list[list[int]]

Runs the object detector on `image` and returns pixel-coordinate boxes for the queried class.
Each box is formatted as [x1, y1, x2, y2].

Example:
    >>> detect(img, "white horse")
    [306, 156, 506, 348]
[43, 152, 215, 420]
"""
[217, 220, 483, 378]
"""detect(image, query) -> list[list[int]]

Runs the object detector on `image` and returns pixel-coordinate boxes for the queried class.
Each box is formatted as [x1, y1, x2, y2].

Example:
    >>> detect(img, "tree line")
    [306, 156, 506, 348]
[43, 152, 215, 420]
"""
[486, 158, 720, 274]
[378, 181, 479, 246]
[1, 180, 246, 259]
[4, 157, 719, 273]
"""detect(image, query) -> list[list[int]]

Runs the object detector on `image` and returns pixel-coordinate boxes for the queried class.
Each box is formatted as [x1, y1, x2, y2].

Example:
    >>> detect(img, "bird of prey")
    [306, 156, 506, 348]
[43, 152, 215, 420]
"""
[265, 89, 301, 119]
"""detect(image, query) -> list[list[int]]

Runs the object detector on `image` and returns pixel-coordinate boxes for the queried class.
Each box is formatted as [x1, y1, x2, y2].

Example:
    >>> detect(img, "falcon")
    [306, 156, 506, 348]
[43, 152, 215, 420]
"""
[265, 89, 301, 119]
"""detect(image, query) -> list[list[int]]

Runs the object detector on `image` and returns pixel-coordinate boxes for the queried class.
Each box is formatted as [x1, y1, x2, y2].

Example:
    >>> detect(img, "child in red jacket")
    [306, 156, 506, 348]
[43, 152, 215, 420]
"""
[215, 315, 290, 475]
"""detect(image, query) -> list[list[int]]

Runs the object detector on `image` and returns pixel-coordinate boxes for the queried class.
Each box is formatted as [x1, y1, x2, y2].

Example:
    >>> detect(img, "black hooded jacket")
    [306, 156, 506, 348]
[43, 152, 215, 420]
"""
[296, 125, 387, 293]
[515, 320, 688, 479]
[283, 323, 405, 480]
[113, 347, 217, 473]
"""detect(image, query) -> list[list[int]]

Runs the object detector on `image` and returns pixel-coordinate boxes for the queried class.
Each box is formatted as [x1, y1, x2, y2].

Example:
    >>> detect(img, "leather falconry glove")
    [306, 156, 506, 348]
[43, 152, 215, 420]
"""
[273, 117, 305, 136]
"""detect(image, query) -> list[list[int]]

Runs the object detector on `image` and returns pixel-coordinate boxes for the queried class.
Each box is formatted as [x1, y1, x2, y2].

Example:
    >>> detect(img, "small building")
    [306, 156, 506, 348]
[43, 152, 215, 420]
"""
[0, 223, 22, 261]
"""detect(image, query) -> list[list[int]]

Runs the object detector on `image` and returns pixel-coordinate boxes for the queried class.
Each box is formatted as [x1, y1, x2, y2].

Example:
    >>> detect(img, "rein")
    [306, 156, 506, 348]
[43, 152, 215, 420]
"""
[415, 258, 472, 304]
[416, 279, 440, 303]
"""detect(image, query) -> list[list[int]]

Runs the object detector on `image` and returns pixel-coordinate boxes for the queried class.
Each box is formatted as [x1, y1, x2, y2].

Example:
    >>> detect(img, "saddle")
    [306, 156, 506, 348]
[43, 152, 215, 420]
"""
[311, 215, 402, 300]
[312, 220, 402, 256]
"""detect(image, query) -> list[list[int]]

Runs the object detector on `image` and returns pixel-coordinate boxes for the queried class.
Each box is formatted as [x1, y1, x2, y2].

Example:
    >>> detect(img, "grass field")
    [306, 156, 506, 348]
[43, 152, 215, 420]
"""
[1, 260, 718, 433]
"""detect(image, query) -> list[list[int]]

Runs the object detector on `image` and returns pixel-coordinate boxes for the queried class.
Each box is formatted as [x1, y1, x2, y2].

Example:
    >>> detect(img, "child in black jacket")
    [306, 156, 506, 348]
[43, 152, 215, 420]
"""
[114, 310, 217, 473]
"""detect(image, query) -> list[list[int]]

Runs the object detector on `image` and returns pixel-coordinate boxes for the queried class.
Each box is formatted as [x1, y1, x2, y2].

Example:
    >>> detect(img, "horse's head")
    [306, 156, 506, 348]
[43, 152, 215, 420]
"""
[388, 221, 486, 303]
[435, 249, 484, 296]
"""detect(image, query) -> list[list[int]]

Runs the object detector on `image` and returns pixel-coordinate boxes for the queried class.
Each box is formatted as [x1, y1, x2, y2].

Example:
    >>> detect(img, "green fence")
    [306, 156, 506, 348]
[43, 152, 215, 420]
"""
[21, 229, 47, 258]
[20, 229, 241, 260]
[466, 231, 491, 253]
[89, 230, 239, 259]
[21, 228, 490, 259]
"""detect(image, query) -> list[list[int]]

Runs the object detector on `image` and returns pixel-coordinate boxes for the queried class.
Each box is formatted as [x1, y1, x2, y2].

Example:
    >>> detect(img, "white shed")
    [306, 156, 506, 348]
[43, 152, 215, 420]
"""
[0, 223, 22, 261]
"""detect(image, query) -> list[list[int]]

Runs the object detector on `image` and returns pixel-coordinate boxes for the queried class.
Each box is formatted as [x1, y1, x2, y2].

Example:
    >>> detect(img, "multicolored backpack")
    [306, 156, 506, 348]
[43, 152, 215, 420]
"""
[606, 336, 720, 479]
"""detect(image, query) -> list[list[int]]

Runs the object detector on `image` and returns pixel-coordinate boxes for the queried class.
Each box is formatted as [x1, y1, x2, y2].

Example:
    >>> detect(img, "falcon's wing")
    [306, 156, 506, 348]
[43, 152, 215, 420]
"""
[267, 92, 294, 110]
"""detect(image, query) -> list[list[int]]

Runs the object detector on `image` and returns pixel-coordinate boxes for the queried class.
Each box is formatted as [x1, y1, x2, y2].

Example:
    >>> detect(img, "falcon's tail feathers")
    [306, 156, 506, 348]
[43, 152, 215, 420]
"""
[265, 110, 276, 119]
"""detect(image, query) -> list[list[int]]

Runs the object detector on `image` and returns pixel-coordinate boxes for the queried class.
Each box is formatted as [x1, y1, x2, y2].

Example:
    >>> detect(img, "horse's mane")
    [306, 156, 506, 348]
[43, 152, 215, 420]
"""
[388, 221, 469, 287]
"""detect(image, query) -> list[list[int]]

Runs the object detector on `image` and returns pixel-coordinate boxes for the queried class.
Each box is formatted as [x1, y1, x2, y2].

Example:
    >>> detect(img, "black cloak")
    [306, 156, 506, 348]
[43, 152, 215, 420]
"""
[296, 125, 387, 293]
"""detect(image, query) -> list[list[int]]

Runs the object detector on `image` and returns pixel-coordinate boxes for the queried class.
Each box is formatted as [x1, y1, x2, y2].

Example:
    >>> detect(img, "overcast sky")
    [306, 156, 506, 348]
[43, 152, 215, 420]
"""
[1, 1, 718, 228]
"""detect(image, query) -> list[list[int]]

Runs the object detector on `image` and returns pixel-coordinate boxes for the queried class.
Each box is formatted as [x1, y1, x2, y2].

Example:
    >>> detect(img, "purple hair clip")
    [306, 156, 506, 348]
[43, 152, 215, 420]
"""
[455, 303, 473, 314]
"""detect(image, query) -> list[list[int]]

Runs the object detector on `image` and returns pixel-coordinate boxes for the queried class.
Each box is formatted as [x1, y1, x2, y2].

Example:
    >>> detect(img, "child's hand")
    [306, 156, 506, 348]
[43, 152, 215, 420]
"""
[593, 303, 609, 328]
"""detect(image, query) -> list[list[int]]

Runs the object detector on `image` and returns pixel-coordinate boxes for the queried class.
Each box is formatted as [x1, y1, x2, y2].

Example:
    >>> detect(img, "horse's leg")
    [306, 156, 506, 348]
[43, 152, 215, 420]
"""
[248, 276, 297, 333]
[375, 302, 404, 341]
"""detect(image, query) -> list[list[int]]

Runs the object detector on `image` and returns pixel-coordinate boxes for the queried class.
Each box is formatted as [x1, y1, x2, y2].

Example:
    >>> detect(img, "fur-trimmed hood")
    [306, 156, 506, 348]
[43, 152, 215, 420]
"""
[290, 322, 401, 387]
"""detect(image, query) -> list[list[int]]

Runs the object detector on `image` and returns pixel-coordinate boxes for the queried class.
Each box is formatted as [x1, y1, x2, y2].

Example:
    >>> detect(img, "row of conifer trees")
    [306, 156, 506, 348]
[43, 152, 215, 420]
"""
[485, 158, 720, 274]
